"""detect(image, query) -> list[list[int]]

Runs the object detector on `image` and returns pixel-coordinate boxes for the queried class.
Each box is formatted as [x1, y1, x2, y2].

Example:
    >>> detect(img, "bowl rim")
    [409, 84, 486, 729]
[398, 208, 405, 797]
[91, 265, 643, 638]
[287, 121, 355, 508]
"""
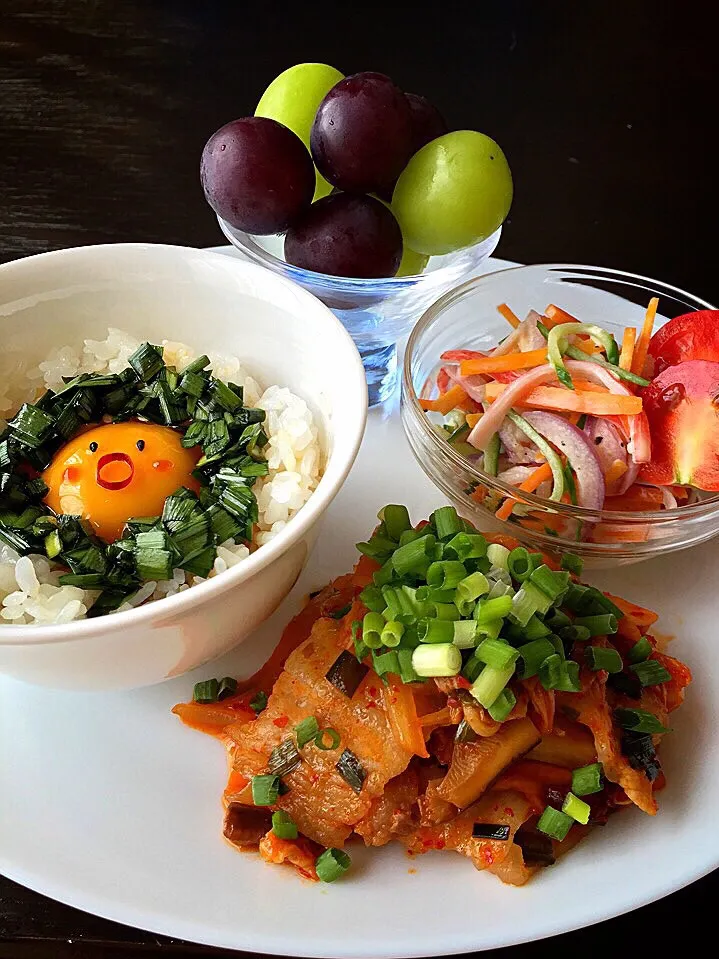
[218, 216, 503, 290]
[402, 261, 719, 531]
[0, 242, 368, 646]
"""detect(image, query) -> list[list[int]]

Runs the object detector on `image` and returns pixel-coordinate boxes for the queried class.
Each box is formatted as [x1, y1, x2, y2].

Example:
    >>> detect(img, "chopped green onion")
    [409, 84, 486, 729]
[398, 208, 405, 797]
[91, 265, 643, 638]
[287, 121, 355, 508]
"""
[397, 648, 421, 684]
[538, 653, 563, 690]
[483, 432, 501, 476]
[453, 620, 479, 649]
[315, 727, 341, 750]
[381, 620, 405, 648]
[295, 716, 320, 749]
[360, 585, 386, 613]
[462, 654, 485, 684]
[487, 688, 517, 722]
[251, 774, 281, 806]
[571, 762, 604, 796]
[356, 533, 397, 562]
[627, 636, 652, 664]
[193, 678, 219, 703]
[545, 609, 571, 632]
[418, 618, 455, 644]
[427, 560, 467, 590]
[379, 504, 412, 541]
[629, 659, 672, 687]
[444, 532, 487, 562]
[523, 614, 551, 641]
[362, 612, 385, 649]
[371, 648, 400, 677]
[614, 707, 671, 734]
[412, 643, 462, 677]
[560, 624, 591, 644]
[560, 553, 583, 576]
[474, 637, 520, 671]
[530, 565, 570, 601]
[517, 638, 556, 679]
[272, 810, 298, 840]
[537, 805, 573, 841]
[486, 543, 510, 571]
[470, 662, 515, 708]
[474, 595, 513, 624]
[555, 660, 582, 692]
[335, 749, 366, 793]
[429, 505, 462, 540]
[426, 601, 460, 621]
[398, 528, 424, 547]
[352, 621, 369, 663]
[315, 847, 351, 882]
[507, 547, 534, 582]
[391, 533, 437, 577]
[585, 646, 623, 673]
[510, 582, 553, 626]
[250, 691, 268, 714]
[217, 676, 238, 700]
[562, 791, 591, 825]
[574, 614, 618, 636]
[456, 571, 490, 606]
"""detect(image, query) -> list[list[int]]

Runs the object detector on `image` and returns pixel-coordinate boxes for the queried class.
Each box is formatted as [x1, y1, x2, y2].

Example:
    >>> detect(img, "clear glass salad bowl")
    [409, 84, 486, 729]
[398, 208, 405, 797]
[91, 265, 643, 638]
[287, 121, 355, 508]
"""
[402, 264, 718, 568]
[218, 216, 501, 407]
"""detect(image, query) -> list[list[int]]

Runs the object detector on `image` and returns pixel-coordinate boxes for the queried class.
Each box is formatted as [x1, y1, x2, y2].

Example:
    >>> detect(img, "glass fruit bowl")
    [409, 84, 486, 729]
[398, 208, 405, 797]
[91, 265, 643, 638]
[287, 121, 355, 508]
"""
[218, 216, 501, 406]
[401, 263, 718, 568]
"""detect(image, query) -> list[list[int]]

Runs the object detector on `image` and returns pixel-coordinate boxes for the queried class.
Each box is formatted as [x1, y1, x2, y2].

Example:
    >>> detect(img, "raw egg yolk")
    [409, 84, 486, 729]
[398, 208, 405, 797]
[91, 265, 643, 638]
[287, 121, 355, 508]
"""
[43, 422, 201, 543]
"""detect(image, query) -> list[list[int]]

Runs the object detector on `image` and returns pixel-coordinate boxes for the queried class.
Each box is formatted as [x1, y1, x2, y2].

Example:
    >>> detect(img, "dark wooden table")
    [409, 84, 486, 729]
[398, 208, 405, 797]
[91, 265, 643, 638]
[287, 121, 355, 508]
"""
[0, 1, 715, 956]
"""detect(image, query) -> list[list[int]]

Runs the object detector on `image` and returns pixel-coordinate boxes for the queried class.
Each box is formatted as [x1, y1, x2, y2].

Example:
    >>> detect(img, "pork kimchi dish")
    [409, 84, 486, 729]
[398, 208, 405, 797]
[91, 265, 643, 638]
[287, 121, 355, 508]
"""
[173, 504, 691, 885]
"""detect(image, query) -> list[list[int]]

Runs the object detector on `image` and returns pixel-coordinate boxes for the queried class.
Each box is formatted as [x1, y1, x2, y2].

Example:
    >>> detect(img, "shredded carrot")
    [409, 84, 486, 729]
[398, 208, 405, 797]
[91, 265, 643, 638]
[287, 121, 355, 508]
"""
[573, 337, 598, 355]
[419, 383, 468, 415]
[544, 304, 580, 328]
[631, 297, 659, 376]
[495, 462, 553, 521]
[484, 379, 604, 401]
[604, 459, 629, 486]
[383, 676, 429, 758]
[619, 327, 637, 371]
[460, 348, 548, 376]
[484, 382, 642, 416]
[497, 302, 521, 328]
[465, 412, 481, 428]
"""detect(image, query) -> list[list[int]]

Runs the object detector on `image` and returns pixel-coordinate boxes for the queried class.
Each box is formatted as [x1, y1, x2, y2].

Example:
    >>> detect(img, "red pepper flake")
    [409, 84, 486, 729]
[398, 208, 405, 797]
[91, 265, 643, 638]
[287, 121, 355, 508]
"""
[504, 807, 514, 817]
[435, 838, 446, 850]
[481, 848, 495, 865]
[368, 686, 378, 697]
[272, 716, 289, 728]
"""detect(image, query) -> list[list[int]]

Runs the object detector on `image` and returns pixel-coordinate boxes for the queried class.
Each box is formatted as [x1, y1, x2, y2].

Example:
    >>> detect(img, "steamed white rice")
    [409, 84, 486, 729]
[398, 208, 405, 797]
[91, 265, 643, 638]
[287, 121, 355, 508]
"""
[0, 328, 322, 625]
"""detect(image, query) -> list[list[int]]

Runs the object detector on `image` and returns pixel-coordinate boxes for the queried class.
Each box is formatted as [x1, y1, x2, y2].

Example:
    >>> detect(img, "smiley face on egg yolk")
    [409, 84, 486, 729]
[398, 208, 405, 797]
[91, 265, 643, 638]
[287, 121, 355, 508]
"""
[43, 422, 201, 543]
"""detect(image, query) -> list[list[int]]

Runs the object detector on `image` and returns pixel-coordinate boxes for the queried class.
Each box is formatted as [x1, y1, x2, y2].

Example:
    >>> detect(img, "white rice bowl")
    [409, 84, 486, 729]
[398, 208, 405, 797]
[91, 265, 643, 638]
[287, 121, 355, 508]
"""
[0, 328, 323, 625]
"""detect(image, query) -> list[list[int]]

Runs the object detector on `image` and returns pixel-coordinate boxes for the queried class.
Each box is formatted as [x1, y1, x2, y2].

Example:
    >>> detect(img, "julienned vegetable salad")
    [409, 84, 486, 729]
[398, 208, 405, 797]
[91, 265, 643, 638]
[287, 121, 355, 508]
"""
[174, 505, 691, 885]
[419, 302, 719, 539]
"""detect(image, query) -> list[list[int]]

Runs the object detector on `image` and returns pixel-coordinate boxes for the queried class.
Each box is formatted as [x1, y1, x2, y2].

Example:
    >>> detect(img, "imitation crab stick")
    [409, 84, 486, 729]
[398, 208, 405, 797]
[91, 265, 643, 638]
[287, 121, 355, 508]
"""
[632, 297, 659, 376]
[459, 349, 548, 376]
[419, 383, 470, 415]
[484, 382, 642, 416]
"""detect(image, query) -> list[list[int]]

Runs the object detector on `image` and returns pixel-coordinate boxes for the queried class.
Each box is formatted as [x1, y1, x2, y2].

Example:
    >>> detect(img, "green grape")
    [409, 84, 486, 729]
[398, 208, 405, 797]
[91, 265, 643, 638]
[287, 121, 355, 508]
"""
[396, 245, 429, 277]
[256, 62, 344, 201]
[392, 131, 513, 255]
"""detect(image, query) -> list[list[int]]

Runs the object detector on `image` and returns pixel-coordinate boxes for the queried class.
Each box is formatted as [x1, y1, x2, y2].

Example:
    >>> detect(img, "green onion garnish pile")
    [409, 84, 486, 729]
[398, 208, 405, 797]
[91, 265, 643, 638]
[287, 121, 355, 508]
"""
[0, 342, 269, 614]
[353, 505, 670, 719]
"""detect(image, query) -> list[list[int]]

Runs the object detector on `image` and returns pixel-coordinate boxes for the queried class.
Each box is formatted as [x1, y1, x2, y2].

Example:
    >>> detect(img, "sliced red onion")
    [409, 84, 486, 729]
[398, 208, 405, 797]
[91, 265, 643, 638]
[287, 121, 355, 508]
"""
[497, 465, 538, 485]
[445, 365, 486, 404]
[498, 418, 543, 463]
[583, 416, 628, 494]
[491, 310, 545, 357]
[524, 411, 605, 510]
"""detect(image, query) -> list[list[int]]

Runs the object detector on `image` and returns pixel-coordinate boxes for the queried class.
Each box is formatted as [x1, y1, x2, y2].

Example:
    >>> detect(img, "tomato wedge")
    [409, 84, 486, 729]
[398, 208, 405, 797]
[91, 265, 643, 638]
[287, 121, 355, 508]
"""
[640, 359, 719, 489]
[648, 310, 719, 375]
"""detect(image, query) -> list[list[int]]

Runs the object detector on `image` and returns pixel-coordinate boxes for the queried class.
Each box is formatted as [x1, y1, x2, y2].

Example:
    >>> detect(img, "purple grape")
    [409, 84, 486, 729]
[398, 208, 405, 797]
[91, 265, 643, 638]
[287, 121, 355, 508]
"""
[310, 72, 413, 194]
[284, 193, 403, 278]
[200, 117, 314, 234]
[405, 93, 448, 153]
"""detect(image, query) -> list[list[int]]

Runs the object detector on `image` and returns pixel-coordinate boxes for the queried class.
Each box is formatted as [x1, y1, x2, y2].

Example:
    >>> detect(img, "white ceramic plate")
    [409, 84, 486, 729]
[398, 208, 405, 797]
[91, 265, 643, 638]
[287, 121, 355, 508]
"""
[1, 256, 717, 956]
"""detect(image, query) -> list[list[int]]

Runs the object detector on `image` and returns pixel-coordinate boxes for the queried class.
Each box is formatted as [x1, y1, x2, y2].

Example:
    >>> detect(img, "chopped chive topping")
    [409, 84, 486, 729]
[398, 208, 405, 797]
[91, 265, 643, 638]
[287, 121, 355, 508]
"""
[193, 678, 219, 703]
[268, 739, 301, 777]
[562, 791, 591, 825]
[315, 727, 341, 751]
[585, 646, 623, 673]
[560, 552, 583, 576]
[295, 716, 320, 749]
[336, 749, 366, 793]
[251, 774, 281, 806]
[571, 762, 604, 797]
[250, 691, 268, 714]
[627, 636, 653, 664]
[537, 805, 573, 841]
[315, 847, 351, 882]
[272, 810, 298, 840]
[217, 676, 238, 700]
[629, 659, 672, 687]
[614, 707, 671, 734]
